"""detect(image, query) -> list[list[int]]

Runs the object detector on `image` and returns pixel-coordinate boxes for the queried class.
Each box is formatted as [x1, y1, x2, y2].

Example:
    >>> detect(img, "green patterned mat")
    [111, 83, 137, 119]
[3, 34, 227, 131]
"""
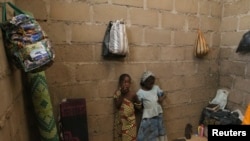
[27, 71, 59, 141]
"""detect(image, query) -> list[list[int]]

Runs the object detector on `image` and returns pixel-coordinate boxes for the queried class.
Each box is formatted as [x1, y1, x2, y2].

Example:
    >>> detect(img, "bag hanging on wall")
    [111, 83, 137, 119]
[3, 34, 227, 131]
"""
[0, 2, 55, 73]
[236, 31, 250, 53]
[194, 29, 209, 58]
[102, 20, 129, 58]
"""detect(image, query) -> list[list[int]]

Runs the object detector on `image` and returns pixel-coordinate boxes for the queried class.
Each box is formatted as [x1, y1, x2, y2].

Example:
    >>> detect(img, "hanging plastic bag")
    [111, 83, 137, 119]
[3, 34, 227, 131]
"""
[102, 20, 129, 58]
[236, 31, 250, 53]
[0, 2, 54, 73]
[109, 20, 128, 55]
[194, 29, 209, 58]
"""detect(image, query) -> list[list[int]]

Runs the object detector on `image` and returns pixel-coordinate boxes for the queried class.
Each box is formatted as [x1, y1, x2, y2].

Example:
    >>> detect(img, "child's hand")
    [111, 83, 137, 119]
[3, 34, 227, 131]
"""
[120, 86, 129, 95]
[161, 94, 166, 99]
[158, 91, 167, 104]
[134, 95, 141, 104]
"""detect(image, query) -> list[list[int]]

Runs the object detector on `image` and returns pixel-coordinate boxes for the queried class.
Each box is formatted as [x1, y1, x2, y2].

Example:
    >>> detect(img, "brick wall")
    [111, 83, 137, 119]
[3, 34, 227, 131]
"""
[220, 0, 250, 112]
[1, 0, 249, 141]
[0, 0, 33, 140]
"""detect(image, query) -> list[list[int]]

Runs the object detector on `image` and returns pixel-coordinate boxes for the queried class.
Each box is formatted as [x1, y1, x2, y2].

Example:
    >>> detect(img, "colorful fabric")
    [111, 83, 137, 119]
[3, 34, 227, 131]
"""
[27, 71, 59, 141]
[137, 114, 166, 141]
[114, 110, 122, 141]
[114, 91, 122, 141]
[242, 104, 250, 125]
[113, 92, 137, 141]
[120, 98, 137, 141]
[1, 2, 55, 73]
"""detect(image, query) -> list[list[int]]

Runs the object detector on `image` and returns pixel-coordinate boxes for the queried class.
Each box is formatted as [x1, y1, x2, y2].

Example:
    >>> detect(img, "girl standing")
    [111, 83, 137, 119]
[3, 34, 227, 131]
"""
[113, 73, 142, 141]
[136, 71, 167, 141]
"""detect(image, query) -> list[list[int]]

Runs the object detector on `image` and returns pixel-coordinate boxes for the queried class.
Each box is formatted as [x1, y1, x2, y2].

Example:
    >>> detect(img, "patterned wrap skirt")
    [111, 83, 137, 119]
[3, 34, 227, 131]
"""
[137, 114, 166, 141]
[120, 98, 137, 141]
[114, 97, 137, 141]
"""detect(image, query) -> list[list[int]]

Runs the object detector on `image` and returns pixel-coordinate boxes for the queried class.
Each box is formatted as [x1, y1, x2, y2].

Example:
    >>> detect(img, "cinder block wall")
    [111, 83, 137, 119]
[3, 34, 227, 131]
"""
[220, 0, 250, 113]
[0, 0, 33, 141]
[3, 0, 250, 141]
[35, 0, 221, 140]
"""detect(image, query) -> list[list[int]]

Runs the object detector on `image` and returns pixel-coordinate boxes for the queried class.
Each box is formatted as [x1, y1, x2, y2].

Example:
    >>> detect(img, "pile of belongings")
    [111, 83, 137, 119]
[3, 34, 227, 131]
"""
[199, 89, 242, 125]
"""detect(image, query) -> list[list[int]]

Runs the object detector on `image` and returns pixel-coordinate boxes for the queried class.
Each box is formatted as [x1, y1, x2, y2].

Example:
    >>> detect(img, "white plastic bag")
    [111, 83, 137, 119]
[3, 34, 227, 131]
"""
[108, 20, 129, 55]
[210, 89, 229, 110]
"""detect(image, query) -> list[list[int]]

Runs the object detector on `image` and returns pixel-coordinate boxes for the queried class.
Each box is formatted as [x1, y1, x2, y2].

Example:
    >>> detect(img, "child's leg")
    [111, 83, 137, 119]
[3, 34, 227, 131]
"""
[157, 114, 167, 141]
[158, 135, 165, 141]
[156, 136, 164, 141]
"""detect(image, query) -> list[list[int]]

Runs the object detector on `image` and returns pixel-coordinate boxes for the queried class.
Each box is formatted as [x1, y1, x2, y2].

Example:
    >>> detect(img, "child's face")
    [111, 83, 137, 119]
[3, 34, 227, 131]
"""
[144, 76, 155, 90]
[120, 76, 131, 94]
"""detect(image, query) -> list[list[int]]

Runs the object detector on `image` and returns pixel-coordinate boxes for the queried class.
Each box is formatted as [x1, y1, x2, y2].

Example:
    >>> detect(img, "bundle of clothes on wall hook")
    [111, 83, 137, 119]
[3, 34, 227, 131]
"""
[102, 19, 129, 58]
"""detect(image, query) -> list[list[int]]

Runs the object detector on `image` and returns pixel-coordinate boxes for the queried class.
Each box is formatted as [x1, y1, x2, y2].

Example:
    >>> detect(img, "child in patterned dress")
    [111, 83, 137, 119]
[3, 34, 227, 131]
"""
[113, 73, 142, 141]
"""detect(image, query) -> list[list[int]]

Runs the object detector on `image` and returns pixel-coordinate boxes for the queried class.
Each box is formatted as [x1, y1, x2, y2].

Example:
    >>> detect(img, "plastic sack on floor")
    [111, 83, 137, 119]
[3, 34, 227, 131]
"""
[210, 89, 229, 110]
